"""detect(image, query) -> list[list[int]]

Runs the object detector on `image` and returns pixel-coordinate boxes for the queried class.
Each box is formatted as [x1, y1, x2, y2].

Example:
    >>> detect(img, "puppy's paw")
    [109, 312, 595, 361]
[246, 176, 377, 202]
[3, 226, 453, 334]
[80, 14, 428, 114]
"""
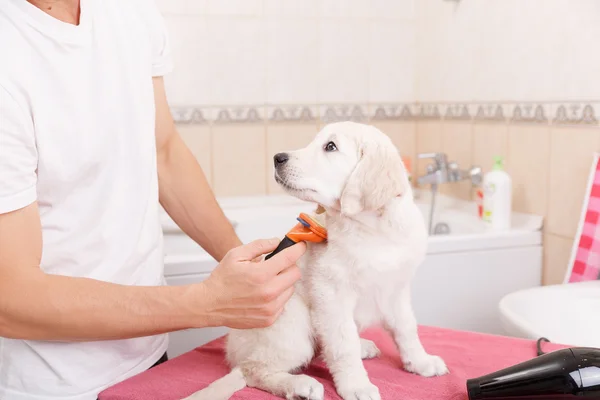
[360, 339, 381, 360]
[403, 354, 449, 377]
[287, 375, 324, 400]
[337, 381, 381, 400]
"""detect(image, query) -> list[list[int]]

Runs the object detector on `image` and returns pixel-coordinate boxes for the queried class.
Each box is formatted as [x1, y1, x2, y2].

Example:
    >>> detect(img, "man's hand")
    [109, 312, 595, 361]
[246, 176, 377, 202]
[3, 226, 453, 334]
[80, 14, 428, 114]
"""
[191, 239, 306, 329]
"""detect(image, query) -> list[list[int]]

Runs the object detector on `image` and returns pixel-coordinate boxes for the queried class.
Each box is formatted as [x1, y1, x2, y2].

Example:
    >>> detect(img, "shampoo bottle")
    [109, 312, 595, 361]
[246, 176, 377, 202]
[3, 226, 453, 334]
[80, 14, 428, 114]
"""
[483, 156, 512, 230]
[404, 156, 412, 185]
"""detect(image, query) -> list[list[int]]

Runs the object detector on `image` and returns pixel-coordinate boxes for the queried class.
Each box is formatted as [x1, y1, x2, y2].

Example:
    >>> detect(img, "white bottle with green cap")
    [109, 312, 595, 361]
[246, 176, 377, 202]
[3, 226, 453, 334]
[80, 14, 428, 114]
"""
[483, 156, 512, 230]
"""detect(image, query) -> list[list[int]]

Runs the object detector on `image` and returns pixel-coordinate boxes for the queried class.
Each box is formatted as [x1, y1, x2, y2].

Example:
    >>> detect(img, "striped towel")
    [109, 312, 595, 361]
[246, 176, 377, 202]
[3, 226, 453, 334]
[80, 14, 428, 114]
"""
[567, 152, 600, 282]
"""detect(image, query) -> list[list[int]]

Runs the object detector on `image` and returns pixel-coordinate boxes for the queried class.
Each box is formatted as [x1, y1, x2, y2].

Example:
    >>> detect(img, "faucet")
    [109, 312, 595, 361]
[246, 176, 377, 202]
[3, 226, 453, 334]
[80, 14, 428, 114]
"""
[417, 152, 483, 235]
[417, 152, 483, 186]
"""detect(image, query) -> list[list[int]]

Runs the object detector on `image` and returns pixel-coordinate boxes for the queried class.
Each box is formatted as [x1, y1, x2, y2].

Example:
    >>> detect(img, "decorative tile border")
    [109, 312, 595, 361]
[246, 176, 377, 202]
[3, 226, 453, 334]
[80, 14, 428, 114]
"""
[474, 104, 506, 122]
[441, 103, 473, 121]
[267, 105, 318, 123]
[369, 104, 417, 121]
[319, 104, 369, 123]
[553, 103, 599, 126]
[171, 102, 600, 127]
[508, 103, 551, 124]
[416, 104, 442, 120]
[212, 106, 265, 124]
[171, 107, 210, 124]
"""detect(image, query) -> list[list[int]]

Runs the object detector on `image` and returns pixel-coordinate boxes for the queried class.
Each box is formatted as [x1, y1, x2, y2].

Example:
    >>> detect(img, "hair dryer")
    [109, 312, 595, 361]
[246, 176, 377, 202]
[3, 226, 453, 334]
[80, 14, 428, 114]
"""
[466, 347, 600, 399]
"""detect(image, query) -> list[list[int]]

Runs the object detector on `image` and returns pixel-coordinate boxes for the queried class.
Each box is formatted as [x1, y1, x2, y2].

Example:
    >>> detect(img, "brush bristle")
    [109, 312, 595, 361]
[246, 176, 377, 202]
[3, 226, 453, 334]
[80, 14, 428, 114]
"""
[298, 213, 327, 239]
[296, 217, 310, 227]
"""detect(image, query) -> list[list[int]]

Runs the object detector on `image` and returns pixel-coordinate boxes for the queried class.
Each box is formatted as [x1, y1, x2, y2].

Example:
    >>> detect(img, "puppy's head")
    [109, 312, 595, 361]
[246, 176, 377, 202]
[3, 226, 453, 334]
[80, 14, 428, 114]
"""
[273, 121, 409, 216]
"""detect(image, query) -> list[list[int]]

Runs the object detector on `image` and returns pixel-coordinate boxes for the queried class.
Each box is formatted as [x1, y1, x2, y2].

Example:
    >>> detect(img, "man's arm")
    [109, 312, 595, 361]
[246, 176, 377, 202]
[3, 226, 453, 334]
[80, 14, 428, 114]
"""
[0, 203, 194, 340]
[153, 77, 240, 261]
[0, 203, 303, 340]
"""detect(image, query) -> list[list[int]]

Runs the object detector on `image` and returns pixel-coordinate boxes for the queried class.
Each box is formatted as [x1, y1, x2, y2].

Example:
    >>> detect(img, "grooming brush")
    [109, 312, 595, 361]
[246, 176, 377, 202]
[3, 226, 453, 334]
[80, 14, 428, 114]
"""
[265, 213, 327, 260]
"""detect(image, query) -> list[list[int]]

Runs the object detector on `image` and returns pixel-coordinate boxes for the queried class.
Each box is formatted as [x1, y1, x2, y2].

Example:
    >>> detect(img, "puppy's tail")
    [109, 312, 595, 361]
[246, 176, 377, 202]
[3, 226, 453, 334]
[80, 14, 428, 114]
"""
[181, 367, 246, 400]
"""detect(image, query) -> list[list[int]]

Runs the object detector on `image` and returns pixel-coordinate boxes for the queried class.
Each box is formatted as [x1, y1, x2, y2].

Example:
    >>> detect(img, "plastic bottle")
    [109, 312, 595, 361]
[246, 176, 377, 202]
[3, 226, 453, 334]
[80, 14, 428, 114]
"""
[404, 156, 412, 185]
[482, 156, 512, 230]
[476, 188, 484, 219]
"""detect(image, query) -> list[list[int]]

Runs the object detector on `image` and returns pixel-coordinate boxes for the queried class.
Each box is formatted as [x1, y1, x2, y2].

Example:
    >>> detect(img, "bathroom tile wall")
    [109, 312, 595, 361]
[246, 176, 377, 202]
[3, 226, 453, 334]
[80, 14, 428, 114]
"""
[414, 107, 600, 286]
[412, 0, 600, 285]
[158, 0, 416, 107]
[158, 0, 600, 285]
[415, 0, 600, 103]
[174, 105, 600, 287]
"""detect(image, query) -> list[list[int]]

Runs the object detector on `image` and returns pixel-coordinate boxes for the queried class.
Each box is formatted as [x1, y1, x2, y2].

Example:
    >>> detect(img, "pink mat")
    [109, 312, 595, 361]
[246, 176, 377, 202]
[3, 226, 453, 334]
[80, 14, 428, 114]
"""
[99, 326, 569, 400]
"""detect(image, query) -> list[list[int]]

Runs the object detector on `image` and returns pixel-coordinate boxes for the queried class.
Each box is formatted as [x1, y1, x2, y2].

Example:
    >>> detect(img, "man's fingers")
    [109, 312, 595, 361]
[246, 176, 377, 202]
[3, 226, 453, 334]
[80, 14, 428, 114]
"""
[274, 285, 295, 308]
[271, 264, 302, 293]
[265, 286, 295, 326]
[233, 238, 281, 261]
[262, 241, 306, 275]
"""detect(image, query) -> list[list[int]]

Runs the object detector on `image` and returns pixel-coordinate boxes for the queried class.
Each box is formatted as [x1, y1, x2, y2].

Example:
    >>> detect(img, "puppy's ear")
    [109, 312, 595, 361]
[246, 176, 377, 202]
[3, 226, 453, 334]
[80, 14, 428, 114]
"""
[340, 141, 407, 216]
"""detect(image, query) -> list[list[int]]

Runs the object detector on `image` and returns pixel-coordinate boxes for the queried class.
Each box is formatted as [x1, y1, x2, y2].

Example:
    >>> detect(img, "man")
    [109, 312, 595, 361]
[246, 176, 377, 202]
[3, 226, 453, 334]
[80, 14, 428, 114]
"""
[0, 1, 305, 399]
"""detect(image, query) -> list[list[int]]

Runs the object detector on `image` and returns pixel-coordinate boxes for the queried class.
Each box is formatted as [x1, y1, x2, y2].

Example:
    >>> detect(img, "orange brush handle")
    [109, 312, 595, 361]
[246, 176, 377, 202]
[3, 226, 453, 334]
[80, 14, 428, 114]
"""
[264, 213, 327, 260]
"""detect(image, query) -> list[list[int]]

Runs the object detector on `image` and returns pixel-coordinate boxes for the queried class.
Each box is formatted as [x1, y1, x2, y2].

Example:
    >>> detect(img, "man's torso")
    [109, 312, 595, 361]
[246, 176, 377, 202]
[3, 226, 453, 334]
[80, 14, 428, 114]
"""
[0, 1, 171, 398]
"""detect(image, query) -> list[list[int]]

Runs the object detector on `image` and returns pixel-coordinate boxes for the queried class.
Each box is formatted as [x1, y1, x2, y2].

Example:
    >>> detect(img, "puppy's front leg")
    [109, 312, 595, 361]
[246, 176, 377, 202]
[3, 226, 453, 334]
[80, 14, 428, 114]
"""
[385, 286, 448, 377]
[312, 284, 380, 400]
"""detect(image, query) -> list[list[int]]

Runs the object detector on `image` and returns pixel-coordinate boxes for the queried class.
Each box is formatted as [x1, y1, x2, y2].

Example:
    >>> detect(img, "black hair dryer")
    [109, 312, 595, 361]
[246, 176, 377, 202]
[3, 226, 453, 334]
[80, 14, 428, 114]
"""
[466, 347, 600, 399]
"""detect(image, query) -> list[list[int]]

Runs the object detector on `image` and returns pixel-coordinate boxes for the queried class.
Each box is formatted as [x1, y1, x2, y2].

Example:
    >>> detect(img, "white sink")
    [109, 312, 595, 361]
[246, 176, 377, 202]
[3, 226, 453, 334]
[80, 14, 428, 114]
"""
[499, 280, 600, 347]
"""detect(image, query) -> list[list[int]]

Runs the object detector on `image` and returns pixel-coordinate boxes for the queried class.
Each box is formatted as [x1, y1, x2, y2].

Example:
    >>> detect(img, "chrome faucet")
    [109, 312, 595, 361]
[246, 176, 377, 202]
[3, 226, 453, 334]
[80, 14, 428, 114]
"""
[417, 152, 483, 235]
[417, 152, 483, 187]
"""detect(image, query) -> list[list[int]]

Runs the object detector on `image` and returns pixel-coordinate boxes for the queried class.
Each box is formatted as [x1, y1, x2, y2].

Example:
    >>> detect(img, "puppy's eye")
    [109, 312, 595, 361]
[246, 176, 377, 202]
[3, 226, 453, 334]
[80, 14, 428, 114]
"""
[324, 141, 337, 152]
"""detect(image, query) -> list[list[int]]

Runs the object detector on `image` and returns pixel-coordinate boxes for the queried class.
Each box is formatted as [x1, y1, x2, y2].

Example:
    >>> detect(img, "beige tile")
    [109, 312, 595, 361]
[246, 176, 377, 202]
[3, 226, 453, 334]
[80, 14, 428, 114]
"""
[212, 124, 267, 196]
[547, 126, 600, 238]
[507, 125, 551, 216]
[441, 122, 473, 200]
[371, 121, 417, 169]
[266, 123, 318, 194]
[177, 124, 213, 187]
[472, 123, 509, 173]
[416, 121, 443, 180]
[543, 233, 574, 286]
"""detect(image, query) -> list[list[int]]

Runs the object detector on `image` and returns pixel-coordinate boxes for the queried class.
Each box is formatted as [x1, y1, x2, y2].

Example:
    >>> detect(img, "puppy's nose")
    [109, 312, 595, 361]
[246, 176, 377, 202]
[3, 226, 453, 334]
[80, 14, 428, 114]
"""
[273, 153, 289, 167]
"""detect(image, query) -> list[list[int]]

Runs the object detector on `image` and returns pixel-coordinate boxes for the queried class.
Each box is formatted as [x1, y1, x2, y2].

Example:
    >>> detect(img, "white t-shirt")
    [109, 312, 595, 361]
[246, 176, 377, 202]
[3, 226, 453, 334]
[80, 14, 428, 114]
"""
[0, 0, 173, 398]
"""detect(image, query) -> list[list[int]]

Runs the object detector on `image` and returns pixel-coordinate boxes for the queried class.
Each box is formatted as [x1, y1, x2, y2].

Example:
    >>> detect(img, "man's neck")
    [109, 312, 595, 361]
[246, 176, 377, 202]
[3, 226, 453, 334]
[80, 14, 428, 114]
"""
[27, 0, 81, 25]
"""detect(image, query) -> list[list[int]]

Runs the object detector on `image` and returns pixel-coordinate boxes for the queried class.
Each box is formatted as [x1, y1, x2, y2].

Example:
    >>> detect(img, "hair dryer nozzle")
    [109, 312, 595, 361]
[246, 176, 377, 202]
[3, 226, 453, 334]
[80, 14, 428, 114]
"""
[466, 347, 600, 400]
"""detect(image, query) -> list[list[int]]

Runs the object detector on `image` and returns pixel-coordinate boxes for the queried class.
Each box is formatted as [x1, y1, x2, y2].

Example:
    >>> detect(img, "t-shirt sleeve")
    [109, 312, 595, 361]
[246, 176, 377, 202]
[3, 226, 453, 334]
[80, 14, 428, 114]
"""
[146, 2, 174, 77]
[0, 85, 37, 214]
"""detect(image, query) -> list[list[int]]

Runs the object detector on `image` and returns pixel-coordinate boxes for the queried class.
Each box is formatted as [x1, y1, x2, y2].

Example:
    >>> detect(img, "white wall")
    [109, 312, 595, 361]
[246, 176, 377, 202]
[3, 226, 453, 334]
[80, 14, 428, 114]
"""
[155, 0, 416, 107]
[416, 0, 600, 103]
[157, 0, 600, 108]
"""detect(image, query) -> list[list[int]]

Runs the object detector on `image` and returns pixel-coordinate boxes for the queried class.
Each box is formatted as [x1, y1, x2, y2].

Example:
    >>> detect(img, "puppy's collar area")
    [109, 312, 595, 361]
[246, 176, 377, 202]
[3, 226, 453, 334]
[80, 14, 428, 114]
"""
[325, 193, 404, 219]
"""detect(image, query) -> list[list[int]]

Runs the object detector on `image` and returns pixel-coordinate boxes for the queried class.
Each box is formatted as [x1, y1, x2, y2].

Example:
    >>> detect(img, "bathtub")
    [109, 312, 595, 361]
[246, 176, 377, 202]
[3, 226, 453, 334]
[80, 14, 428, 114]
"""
[161, 191, 543, 357]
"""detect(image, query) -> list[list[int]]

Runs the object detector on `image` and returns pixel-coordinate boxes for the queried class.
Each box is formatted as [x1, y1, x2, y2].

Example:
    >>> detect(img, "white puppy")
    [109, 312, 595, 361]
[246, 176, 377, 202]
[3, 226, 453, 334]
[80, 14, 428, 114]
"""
[184, 122, 448, 400]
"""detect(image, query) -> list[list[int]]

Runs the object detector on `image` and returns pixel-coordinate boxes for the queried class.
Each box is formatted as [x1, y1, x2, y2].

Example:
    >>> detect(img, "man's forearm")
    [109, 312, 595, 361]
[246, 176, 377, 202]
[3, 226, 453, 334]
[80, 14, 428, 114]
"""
[158, 133, 242, 261]
[0, 270, 212, 341]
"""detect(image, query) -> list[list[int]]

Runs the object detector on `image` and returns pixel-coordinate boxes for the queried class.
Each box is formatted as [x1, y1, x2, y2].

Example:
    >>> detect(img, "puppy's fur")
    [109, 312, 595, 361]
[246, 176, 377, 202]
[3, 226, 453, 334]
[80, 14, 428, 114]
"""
[184, 122, 448, 400]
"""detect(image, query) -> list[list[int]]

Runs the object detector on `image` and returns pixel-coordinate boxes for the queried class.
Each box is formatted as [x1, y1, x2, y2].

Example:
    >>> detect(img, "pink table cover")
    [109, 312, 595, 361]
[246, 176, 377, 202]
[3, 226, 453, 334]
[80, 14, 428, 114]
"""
[99, 326, 569, 400]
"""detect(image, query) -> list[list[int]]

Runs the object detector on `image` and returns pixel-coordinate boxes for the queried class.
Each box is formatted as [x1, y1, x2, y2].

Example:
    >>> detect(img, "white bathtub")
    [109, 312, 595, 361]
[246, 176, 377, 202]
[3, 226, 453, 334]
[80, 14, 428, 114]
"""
[161, 191, 543, 357]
